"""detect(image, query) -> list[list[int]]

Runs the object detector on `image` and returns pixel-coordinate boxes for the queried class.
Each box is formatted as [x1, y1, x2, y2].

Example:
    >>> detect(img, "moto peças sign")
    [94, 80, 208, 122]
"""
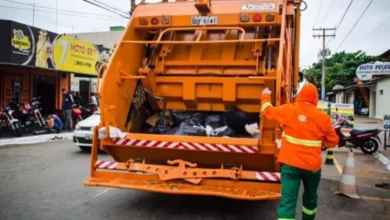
[356, 62, 390, 81]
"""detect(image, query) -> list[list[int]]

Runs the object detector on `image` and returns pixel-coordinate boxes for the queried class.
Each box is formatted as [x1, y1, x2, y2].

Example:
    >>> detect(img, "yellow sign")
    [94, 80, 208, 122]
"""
[52, 35, 100, 75]
[11, 29, 31, 51]
[316, 102, 354, 128]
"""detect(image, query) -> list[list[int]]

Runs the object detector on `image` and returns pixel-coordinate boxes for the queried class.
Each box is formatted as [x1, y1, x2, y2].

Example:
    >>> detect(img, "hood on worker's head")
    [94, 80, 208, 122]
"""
[296, 83, 319, 106]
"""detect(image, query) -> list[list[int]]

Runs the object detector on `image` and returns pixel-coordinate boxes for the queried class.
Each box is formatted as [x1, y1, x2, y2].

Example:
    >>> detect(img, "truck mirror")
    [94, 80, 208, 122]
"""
[298, 71, 304, 83]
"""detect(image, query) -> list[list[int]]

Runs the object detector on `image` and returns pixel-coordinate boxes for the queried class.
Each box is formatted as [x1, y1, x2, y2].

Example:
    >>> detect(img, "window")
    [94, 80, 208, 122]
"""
[380, 90, 383, 95]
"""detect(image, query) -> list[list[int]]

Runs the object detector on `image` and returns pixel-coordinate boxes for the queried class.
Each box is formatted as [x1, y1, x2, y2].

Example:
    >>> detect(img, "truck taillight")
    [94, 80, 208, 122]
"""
[266, 13, 275, 22]
[240, 13, 249, 22]
[161, 16, 170, 25]
[253, 13, 262, 22]
[139, 17, 148, 25]
[151, 17, 159, 25]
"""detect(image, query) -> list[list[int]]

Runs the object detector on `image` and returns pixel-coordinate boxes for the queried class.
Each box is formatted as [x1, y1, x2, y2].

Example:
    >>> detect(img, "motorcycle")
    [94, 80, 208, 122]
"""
[81, 102, 98, 118]
[30, 96, 45, 127]
[0, 104, 23, 137]
[72, 103, 83, 127]
[16, 97, 45, 131]
[333, 120, 381, 154]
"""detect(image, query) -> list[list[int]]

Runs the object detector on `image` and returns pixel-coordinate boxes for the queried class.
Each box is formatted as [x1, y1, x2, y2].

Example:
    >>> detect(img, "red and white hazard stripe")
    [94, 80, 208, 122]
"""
[95, 160, 118, 170]
[255, 172, 281, 182]
[112, 138, 258, 154]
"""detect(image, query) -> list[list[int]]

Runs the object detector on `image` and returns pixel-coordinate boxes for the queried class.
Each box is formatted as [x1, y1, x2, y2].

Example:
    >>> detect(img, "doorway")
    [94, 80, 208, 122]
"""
[33, 74, 57, 116]
[79, 80, 90, 106]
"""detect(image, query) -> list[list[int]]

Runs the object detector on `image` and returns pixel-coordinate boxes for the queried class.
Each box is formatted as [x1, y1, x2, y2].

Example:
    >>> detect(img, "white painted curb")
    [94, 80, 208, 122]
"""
[0, 132, 73, 147]
[373, 152, 390, 171]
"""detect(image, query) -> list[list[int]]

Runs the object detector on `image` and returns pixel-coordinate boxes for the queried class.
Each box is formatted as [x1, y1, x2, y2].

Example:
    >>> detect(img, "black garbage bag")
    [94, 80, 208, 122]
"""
[226, 107, 259, 135]
[170, 111, 205, 126]
[149, 119, 172, 134]
[215, 126, 237, 137]
[165, 121, 206, 136]
[204, 114, 227, 129]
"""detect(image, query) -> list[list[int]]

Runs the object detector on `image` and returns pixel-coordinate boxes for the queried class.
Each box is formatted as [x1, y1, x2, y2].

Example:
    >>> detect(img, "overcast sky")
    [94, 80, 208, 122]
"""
[1, 0, 389, 68]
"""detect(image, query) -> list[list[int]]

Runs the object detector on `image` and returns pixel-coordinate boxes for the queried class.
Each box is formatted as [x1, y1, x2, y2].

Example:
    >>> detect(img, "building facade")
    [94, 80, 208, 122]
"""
[369, 76, 390, 119]
[0, 20, 110, 114]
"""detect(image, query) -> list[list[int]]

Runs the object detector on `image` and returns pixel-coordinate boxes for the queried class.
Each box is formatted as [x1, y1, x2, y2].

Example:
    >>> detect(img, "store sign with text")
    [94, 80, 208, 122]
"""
[4, 21, 111, 76]
[384, 115, 390, 131]
[317, 101, 354, 128]
[356, 62, 390, 81]
[52, 35, 100, 75]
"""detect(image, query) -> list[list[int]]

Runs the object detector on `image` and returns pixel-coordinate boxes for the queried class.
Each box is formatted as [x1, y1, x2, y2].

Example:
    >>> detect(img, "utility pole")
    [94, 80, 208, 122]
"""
[313, 27, 336, 101]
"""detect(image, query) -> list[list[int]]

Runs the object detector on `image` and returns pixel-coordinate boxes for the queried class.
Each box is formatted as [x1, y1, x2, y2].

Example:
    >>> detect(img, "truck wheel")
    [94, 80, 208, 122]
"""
[361, 137, 379, 154]
[12, 121, 23, 137]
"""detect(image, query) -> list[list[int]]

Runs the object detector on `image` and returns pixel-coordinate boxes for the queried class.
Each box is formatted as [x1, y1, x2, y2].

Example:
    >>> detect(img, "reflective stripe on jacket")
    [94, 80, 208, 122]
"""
[260, 84, 339, 171]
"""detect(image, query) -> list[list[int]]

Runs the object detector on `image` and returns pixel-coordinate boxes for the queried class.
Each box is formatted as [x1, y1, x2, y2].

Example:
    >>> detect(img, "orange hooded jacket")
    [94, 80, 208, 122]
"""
[261, 83, 339, 171]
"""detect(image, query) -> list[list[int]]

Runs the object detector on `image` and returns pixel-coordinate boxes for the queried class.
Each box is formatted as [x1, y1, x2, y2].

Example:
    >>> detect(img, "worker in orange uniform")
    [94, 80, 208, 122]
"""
[260, 83, 339, 220]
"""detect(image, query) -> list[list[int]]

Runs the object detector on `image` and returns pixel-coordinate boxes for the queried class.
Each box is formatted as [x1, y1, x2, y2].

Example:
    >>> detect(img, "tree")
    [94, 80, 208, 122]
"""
[303, 51, 378, 92]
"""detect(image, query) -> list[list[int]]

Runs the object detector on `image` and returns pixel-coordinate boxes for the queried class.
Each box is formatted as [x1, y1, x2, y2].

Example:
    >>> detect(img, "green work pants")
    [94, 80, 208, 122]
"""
[277, 164, 321, 220]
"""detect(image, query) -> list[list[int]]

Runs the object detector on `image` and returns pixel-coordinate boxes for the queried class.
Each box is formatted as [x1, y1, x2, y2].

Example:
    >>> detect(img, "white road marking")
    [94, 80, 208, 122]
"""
[93, 188, 112, 198]
[373, 152, 390, 171]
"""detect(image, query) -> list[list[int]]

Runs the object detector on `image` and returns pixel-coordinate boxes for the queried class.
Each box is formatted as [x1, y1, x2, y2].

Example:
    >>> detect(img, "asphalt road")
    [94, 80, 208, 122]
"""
[1, 140, 390, 220]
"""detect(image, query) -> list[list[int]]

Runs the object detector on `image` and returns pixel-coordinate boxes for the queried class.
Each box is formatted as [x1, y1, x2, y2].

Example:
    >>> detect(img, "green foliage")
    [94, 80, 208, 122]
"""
[303, 51, 378, 91]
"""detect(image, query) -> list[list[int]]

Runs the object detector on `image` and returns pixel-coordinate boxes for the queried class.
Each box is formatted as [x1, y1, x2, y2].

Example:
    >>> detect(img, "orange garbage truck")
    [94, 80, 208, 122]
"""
[85, 0, 304, 200]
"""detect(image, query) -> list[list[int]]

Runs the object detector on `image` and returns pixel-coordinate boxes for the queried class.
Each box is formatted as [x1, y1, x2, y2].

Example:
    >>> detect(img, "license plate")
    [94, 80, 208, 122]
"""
[191, 16, 217, 25]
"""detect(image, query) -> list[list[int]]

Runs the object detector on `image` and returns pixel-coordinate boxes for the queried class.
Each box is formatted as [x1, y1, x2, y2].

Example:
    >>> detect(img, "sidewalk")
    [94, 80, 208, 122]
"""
[0, 131, 73, 147]
[355, 115, 383, 124]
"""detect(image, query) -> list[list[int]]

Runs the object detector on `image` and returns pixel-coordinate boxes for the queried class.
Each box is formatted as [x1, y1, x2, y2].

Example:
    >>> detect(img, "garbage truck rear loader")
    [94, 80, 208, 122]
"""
[85, 0, 303, 200]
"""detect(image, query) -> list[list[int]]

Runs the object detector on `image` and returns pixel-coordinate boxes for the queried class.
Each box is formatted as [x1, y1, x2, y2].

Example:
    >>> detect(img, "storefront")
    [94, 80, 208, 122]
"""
[0, 20, 110, 114]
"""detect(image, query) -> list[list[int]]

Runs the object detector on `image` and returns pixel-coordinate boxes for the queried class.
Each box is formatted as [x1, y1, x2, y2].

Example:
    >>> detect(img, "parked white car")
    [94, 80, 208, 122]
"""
[73, 111, 100, 150]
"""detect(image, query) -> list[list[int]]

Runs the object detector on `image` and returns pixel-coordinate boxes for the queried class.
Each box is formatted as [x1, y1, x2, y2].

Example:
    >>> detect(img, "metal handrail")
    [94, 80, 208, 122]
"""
[121, 26, 280, 45]
[122, 38, 280, 45]
[155, 27, 246, 41]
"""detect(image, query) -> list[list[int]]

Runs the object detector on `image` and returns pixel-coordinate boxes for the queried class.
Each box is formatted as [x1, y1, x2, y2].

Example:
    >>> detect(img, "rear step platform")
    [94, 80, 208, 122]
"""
[85, 174, 281, 200]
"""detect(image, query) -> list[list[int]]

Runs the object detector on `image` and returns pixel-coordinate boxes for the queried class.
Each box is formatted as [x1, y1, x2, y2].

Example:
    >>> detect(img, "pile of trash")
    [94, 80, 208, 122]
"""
[145, 107, 260, 138]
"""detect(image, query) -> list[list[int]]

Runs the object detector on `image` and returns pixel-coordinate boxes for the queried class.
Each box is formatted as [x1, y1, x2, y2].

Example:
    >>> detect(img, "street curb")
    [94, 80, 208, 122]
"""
[373, 152, 390, 171]
[0, 132, 73, 147]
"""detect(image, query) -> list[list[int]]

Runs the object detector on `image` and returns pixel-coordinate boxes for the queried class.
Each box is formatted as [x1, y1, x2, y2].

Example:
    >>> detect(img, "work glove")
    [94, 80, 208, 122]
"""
[262, 87, 272, 95]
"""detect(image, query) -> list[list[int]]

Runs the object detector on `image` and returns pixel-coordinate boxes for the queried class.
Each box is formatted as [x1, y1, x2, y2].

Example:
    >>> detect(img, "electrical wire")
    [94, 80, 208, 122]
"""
[335, 0, 374, 52]
[313, 0, 324, 26]
[326, 0, 354, 47]
[0, 0, 114, 17]
[349, 14, 390, 46]
[0, 5, 125, 21]
[89, 0, 128, 15]
[82, 0, 129, 19]
[321, 0, 334, 26]
[304, 0, 325, 65]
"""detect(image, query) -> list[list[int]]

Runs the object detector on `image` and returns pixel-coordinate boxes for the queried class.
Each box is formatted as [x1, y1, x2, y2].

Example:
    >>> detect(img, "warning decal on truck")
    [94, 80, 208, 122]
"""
[241, 3, 276, 11]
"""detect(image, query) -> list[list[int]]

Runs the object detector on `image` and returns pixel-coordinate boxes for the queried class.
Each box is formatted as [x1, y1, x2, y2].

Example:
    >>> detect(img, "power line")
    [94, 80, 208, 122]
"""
[335, 0, 374, 52]
[90, 0, 128, 15]
[313, 0, 324, 26]
[0, 5, 124, 21]
[304, 0, 325, 66]
[82, 0, 129, 19]
[0, 0, 116, 17]
[321, 0, 334, 26]
[326, 0, 354, 47]
[350, 14, 390, 46]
